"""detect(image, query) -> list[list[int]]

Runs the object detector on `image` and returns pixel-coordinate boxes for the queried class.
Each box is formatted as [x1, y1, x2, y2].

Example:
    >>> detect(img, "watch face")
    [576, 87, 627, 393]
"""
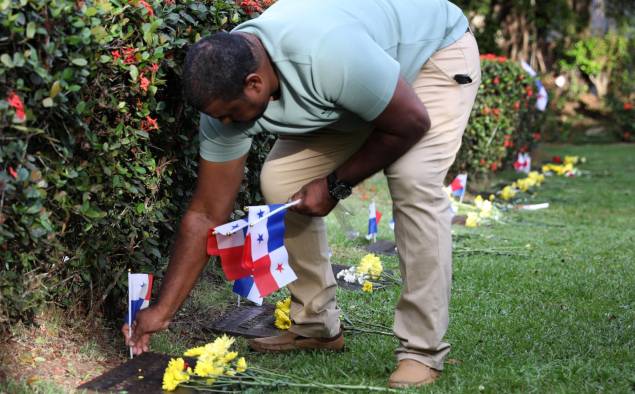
[332, 184, 352, 200]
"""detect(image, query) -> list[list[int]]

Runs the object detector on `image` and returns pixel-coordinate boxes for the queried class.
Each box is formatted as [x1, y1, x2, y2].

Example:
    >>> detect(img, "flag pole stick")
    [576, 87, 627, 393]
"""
[128, 269, 133, 359]
[249, 200, 301, 228]
[237, 295, 241, 307]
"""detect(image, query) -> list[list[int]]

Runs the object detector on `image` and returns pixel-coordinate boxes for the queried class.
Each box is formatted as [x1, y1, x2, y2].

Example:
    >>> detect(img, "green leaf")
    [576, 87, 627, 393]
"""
[26, 22, 36, 38]
[84, 207, 107, 219]
[71, 57, 88, 66]
[0, 53, 13, 68]
[49, 81, 61, 98]
[129, 65, 138, 81]
[85, 7, 97, 16]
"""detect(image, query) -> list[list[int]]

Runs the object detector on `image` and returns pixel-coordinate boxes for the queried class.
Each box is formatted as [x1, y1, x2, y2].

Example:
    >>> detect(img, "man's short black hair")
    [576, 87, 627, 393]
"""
[182, 32, 258, 110]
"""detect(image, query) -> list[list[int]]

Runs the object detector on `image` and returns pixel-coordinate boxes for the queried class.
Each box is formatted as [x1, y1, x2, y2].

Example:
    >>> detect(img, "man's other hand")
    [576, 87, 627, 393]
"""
[121, 306, 170, 356]
[289, 177, 337, 217]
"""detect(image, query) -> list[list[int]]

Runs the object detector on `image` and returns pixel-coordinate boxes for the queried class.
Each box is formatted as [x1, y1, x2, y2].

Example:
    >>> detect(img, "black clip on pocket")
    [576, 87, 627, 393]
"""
[453, 74, 472, 84]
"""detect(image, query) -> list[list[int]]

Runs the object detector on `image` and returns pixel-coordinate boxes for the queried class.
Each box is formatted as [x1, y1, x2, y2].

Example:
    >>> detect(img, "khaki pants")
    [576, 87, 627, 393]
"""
[260, 32, 480, 370]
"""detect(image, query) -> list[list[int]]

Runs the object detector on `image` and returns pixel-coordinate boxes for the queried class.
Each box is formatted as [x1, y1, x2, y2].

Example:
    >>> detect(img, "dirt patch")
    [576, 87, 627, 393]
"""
[0, 310, 124, 392]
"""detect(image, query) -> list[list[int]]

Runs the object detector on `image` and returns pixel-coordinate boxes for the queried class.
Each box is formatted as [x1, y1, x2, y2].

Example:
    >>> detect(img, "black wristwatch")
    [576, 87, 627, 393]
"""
[326, 172, 353, 200]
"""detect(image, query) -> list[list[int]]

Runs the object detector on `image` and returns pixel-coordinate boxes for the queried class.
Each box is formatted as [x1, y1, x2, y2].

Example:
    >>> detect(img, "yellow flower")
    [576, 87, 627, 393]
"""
[275, 297, 291, 313]
[564, 155, 579, 165]
[488, 194, 496, 201]
[184, 346, 205, 357]
[465, 212, 480, 227]
[274, 297, 291, 330]
[162, 358, 191, 391]
[527, 171, 544, 185]
[236, 357, 247, 373]
[478, 200, 492, 218]
[500, 186, 516, 201]
[194, 359, 224, 378]
[357, 254, 382, 279]
[474, 195, 484, 208]
[362, 281, 373, 293]
[274, 308, 291, 330]
[516, 178, 530, 192]
[223, 351, 238, 363]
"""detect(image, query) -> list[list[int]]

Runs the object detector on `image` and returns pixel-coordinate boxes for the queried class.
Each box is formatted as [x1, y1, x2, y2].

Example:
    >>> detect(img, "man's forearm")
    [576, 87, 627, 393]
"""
[153, 210, 217, 320]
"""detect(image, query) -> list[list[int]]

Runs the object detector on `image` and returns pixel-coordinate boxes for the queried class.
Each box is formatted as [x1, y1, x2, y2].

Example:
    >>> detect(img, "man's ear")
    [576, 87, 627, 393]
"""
[244, 73, 264, 94]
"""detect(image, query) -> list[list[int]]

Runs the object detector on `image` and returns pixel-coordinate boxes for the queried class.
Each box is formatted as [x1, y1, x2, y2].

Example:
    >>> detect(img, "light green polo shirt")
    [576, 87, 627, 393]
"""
[200, 0, 468, 162]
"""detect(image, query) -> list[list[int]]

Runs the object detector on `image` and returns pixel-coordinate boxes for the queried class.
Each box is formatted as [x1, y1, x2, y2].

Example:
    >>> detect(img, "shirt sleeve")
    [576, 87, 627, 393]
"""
[198, 113, 253, 162]
[315, 28, 401, 122]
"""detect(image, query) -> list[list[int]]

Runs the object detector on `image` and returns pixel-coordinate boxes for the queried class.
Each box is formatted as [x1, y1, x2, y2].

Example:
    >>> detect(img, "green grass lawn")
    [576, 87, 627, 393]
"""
[6, 143, 632, 393]
[147, 143, 635, 392]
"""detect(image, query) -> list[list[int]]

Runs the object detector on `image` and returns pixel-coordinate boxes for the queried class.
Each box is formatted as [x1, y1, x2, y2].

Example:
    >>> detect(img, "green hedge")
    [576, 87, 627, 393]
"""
[0, 2, 538, 329]
[452, 53, 540, 176]
[0, 0, 275, 328]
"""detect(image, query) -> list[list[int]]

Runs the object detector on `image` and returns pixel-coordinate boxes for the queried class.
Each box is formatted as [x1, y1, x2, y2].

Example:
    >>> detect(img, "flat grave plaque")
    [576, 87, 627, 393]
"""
[364, 239, 397, 255]
[452, 215, 468, 226]
[78, 352, 196, 393]
[208, 303, 281, 339]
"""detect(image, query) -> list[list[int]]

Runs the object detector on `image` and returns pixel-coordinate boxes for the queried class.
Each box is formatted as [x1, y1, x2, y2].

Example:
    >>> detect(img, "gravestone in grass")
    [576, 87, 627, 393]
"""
[364, 239, 397, 255]
[208, 302, 281, 338]
[78, 352, 196, 393]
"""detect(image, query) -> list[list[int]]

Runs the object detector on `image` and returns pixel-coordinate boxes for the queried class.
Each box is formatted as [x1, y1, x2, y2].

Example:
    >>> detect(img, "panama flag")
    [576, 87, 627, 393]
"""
[450, 173, 468, 201]
[232, 276, 263, 305]
[513, 152, 531, 174]
[366, 201, 382, 240]
[243, 204, 297, 298]
[207, 219, 251, 280]
[127, 273, 153, 325]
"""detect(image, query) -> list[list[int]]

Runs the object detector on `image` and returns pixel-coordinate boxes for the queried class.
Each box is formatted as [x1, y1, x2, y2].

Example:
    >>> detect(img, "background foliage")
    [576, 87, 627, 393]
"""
[0, 0, 274, 328]
[452, 54, 540, 177]
[1, 0, 631, 329]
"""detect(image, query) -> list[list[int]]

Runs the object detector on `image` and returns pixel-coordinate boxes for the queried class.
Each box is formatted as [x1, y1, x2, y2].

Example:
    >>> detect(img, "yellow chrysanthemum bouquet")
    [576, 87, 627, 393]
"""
[162, 335, 247, 391]
[163, 334, 390, 391]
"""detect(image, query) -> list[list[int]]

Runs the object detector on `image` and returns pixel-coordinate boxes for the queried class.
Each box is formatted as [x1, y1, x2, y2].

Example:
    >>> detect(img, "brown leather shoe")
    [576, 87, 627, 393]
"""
[388, 359, 440, 388]
[248, 330, 344, 352]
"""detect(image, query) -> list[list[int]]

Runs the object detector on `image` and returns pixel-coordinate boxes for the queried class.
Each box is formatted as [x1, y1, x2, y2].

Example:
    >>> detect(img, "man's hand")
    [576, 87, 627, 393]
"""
[121, 306, 170, 356]
[289, 177, 337, 217]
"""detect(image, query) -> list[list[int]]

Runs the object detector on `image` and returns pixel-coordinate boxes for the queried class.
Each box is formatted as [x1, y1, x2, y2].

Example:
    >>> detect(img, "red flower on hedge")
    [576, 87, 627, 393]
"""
[493, 76, 500, 85]
[111, 50, 121, 61]
[503, 134, 513, 148]
[142, 115, 159, 130]
[525, 86, 533, 97]
[151, 63, 159, 73]
[492, 108, 501, 117]
[139, 73, 150, 92]
[532, 132, 541, 142]
[490, 162, 499, 171]
[513, 101, 520, 111]
[240, 0, 263, 14]
[497, 56, 507, 63]
[6, 92, 26, 121]
[136, 0, 154, 16]
[624, 102, 633, 111]
[519, 145, 528, 153]
[8, 166, 17, 179]
[552, 156, 562, 164]
[123, 47, 136, 64]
